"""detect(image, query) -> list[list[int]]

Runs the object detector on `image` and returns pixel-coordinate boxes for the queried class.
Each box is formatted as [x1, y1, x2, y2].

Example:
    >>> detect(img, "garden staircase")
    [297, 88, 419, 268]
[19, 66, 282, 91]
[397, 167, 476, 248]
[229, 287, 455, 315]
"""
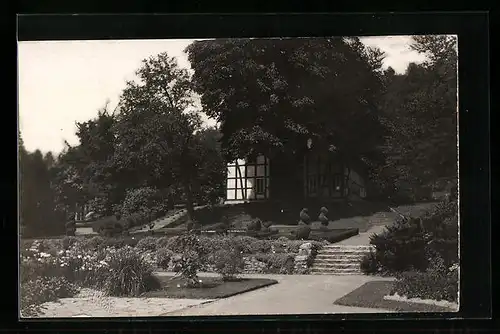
[310, 245, 374, 275]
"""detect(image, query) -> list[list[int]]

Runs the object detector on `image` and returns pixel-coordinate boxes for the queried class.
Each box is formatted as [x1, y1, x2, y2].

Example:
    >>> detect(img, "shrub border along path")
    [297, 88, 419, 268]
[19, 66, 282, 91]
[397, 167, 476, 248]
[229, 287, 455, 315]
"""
[333, 281, 457, 313]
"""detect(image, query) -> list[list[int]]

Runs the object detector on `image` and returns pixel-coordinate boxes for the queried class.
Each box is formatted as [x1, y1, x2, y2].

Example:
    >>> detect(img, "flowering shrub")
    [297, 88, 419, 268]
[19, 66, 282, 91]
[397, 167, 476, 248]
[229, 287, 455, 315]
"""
[209, 248, 244, 281]
[61, 236, 79, 250]
[81, 236, 106, 251]
[101, 246, 160, 296]
[172, 232, 207, 287]
[20, 276, 78, 317]
[136, 236, 158, 252]
[391, 258, 459, 302]
[156, 247, 174, 270]
[156, 236, 170, 249]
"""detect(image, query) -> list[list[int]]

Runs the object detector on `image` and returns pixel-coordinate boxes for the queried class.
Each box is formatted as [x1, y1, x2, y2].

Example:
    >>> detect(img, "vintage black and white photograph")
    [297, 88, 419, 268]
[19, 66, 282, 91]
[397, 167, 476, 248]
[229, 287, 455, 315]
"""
[18, 35, 459, 318]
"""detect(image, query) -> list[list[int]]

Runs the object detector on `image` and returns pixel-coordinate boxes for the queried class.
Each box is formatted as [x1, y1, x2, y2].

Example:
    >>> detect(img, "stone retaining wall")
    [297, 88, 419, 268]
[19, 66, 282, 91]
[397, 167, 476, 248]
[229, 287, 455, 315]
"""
[149, 242, 319, 275]
[294, 242, 317, 274]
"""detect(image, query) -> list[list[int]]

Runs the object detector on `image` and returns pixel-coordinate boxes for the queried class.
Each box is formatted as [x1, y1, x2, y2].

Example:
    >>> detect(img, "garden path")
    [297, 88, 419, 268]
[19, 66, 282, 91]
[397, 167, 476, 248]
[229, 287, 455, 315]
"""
[158, 272, 395, 316]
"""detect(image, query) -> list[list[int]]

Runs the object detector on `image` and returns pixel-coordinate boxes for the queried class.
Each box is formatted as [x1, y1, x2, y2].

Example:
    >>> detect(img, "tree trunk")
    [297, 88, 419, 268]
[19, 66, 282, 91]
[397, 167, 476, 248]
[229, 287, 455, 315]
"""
[183, 180, 195, 223]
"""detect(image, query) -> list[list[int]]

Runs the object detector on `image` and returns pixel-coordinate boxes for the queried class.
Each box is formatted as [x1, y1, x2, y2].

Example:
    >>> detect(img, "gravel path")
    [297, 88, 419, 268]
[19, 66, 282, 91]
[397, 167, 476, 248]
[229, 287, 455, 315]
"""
[35, 288, 213, 318]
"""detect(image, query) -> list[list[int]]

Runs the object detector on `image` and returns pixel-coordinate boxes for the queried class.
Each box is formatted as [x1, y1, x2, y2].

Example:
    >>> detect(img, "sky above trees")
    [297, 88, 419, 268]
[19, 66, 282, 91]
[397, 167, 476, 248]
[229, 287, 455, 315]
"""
[18, 36, 427, 154]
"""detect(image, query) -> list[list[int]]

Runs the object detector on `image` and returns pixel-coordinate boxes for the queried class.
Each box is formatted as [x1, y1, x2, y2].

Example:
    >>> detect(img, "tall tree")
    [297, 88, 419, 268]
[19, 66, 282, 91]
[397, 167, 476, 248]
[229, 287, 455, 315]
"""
[374, 35, 458, 198]
[19, 148, 64, 237]
[113, 52, 225, 221]
[186, 37, 387, 169]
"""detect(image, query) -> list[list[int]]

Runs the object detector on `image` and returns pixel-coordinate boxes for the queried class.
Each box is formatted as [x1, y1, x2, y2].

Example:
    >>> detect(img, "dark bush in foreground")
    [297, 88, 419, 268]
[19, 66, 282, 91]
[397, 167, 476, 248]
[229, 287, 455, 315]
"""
[369, 217, 429, 273]
[368, 197, 458, 274]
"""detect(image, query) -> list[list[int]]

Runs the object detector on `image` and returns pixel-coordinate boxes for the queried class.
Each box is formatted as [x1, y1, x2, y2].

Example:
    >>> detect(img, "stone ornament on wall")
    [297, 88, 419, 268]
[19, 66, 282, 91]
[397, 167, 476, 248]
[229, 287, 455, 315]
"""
[294, 242, 314, 274]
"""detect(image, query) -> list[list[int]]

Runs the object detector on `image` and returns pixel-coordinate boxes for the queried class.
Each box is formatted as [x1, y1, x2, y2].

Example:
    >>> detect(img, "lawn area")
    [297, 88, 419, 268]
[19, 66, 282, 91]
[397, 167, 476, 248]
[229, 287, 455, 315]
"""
[142, 275, 278, 299]
[334, 281, 456, 313]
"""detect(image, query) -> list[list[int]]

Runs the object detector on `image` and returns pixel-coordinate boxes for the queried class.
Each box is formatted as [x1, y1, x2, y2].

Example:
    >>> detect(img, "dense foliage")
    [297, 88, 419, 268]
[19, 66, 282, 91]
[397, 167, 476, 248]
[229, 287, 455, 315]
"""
[20, 53, 226, 238]
[209, 247, 245, 281]
[187, 38, 386, 163]
[391, 258, 459, 302]
[362, 196, 458, 275]
[19, 140, 66, 237]
[372, 35, 457, 199]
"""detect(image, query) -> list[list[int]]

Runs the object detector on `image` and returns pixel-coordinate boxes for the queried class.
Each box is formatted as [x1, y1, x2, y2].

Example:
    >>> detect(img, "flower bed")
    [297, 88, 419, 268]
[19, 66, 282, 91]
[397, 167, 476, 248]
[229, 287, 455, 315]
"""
[20, 234, 327, 316]
[20, 238, 160, 317]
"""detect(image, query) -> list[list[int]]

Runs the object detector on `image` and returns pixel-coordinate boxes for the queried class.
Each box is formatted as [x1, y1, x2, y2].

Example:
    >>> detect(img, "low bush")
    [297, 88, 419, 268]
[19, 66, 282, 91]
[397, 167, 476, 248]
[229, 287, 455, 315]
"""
[360, 250, 381, 275]
[136, 236, 158, 252]
[171, 232, 207, 287]
[20, 276, 79, 317]
[369, 217, 429, 273]
[255, 253, 296, 274]
[246, 230, 278, 239]
[61, 236, 79, 250]
[102, 246, 160, 297]
[161, 235, 184, 253]
[247, 219, 262, 231]
[262, 221, 273, 229]
[248, 239, 273, 253]
[156, 247, 174, 270]
[368, 197, 458, 274]
[104, 237, 139, 248]
[209, 248, 245, 281]
[391, 259, 459, 302]
[156, 236, 170, 249]
[296, 225, 311, 240]
[81, 236, 106, 251]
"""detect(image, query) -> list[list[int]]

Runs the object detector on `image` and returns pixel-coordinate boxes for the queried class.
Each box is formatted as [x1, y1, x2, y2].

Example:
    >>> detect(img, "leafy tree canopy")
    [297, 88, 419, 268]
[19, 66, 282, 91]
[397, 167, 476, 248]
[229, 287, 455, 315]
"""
[186, 37, 388, 166]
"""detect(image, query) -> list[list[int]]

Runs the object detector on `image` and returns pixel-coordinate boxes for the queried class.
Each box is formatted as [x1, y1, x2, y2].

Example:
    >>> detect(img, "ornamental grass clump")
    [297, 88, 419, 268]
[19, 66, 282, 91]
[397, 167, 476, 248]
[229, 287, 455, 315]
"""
[102, 246, 160, 297]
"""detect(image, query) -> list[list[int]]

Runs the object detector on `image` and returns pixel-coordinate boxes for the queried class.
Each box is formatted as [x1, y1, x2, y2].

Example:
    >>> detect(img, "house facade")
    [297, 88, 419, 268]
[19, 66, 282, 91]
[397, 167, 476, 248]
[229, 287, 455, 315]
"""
[225, 148, 367, 204]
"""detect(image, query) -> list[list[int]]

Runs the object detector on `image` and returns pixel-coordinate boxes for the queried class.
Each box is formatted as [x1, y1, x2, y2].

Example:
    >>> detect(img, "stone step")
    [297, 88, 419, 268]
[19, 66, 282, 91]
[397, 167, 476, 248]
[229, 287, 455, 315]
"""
[313, 258, 363, 264]
[315, 255, 366, 261]
[312, 263, 361, 270]
[317, 251, 372, 256]
[310, 271, 362, 275]
[310, 267, 361, 274]
[321, 246, 374, 251]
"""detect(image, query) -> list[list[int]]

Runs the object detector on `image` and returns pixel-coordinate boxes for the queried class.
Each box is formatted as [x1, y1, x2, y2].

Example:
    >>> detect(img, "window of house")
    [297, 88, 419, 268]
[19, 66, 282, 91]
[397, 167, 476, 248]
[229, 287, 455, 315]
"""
[255, 178, 265, 194]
